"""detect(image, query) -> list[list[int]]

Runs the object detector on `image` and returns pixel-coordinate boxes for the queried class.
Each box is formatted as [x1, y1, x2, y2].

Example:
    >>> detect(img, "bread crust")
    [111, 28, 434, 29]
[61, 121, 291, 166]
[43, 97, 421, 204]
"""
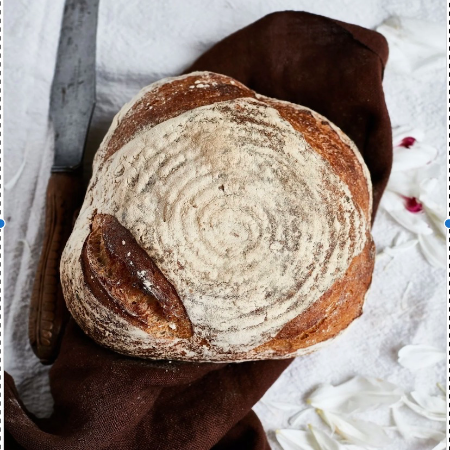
[61, 72, 375, 361]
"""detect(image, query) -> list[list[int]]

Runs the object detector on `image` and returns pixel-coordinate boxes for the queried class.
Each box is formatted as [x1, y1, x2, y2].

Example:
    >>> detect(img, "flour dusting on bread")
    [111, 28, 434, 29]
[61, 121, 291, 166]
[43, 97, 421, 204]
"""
[61, 72, 374, 361]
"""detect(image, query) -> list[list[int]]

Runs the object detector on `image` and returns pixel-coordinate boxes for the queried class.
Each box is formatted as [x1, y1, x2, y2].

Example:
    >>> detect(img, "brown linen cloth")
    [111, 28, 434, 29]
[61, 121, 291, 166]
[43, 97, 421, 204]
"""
[5, 11, 392, 450]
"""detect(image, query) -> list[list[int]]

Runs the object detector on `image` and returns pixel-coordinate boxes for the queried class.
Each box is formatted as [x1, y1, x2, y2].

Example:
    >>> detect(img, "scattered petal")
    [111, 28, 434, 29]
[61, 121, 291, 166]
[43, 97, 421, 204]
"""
[394, 231, 412, 246]
[402, 394, 446, 421]
[419, 177, 439, 198]
[382, 124, 445, 266]
[307, 377, 403, 414]
[410, 391, 446, 416]
[392, 406, 445, 441]
[262, 400, 314, 427]
[385, 170, 419, 198]
[392, 406, 409, 439]
[265, 401, 305, 412]
[392, 141, 438, 172]
[412, 428, 445, 441]
[276, 429, 318, 450]
[381, 191, 432, 235]
[317, 409, 391, 447]
[308, 424, 347, 450]
[431, 440, 446, 450]
[398, 345, 445, 371]
[404, 196, 423, 213]
[393, 126, 425, 145]
[418, 233, 446, 269]
[289, 408, 314, 427]
[5, 157, 26, 190]
[398, 136, 416, 148]
[422, 202, 446, 239]
[383, 239, 419, 256]
[378, 232, 418, 258]
[400, 281, 413, 310]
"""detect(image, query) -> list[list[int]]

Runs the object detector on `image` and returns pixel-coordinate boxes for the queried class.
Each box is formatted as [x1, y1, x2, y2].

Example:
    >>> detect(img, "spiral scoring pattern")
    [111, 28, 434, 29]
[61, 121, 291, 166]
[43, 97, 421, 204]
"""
[78, 97, 368, 352]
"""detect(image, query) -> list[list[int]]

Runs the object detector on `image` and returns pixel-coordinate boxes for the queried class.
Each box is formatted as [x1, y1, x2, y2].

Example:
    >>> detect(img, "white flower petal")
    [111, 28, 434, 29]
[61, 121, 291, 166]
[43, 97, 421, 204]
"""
[265, 400, 305, 412]
[377, 232, 418, 261]
[376, 17, 446, 75]
[423, 201, 446, 228]
[418, 233, 446, 269]
[402, 395, 446, 422]
[380, 189, 407, 209]
[381, 238, 418, 257]
[422, 203, 446, 239]
[308, 424, 347, 450]
[392, 407, 445, 441]
[419, 177, 439, 198]
[398, 345, 445, 370]
[410, 391, 446, 415]
[386, 171, 419, 198]
[289, 408, 313, 427]
[412, 428, 446, 441]
[276, 433, 304, 450]
[276, 429, 318, 450]
[417, 162, 446, 238]
[431, 440, 446, 450]
[317, 410, 391, 447]
[392, 407, 410, 439]
[392, 142, 437, 172]
[418, 160, 444, 180]
[436, 383, 445, 395]
[5, 157, 26, 191]
[394, 231, 410, 245]
[381, 192, 432, 234]
[307, 377, 403, 414]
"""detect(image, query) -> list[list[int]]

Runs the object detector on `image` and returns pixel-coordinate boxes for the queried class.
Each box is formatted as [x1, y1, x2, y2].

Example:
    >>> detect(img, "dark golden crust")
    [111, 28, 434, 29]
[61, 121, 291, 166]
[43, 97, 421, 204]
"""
[251, 236, 375, 356]
[103, 73, 256, 161]
[75, 71, 375, 360]
[263, 98, 370, 219]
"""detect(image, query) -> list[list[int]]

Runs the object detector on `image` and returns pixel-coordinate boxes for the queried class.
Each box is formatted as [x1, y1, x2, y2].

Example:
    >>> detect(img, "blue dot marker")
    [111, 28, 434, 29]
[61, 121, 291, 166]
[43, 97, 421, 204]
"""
[0, 219, 5, 229]
[445, 219, 450, 229]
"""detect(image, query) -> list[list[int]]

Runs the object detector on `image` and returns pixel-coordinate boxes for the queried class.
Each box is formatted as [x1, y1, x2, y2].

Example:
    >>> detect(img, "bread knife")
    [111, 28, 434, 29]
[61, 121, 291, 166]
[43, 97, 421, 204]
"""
[29, 0, 99, 364]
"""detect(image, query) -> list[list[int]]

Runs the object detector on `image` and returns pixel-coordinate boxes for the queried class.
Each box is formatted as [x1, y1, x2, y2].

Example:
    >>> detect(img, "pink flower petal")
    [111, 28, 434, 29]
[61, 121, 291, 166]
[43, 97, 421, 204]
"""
[381, 191, 433, 235]
[397, 136, 416, 148]
[392, 126, 425, 146]
[403, 196, 423, 213]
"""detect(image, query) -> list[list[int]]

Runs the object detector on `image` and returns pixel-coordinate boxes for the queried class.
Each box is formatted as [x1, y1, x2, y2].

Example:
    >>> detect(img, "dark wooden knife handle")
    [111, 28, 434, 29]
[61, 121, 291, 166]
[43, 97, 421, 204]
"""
[29, 172, 83, 364]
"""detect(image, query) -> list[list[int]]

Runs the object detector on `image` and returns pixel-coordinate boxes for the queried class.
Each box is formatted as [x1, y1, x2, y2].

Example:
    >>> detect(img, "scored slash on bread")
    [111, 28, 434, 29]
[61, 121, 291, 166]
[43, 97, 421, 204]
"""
[82, 214, 193, 338]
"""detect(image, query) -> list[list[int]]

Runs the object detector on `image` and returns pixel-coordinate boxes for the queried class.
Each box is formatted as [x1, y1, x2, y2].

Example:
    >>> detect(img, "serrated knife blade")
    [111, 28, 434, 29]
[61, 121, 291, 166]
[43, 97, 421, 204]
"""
[50, 0, 99, 172]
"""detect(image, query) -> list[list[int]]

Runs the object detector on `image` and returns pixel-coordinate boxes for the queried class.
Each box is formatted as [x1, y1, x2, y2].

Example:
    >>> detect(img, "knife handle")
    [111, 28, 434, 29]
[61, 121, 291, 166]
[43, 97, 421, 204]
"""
[29, 172, 83, 364]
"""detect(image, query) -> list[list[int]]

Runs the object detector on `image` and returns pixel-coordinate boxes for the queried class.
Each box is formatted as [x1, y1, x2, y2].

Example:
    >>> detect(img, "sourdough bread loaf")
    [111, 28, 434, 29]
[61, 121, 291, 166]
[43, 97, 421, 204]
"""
[60, 71, 375, 362]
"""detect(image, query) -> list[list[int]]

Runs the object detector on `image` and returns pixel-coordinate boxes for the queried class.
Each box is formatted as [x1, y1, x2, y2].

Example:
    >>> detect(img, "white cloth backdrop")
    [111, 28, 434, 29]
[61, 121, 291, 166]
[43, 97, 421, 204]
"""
[5, 1, 446, 449]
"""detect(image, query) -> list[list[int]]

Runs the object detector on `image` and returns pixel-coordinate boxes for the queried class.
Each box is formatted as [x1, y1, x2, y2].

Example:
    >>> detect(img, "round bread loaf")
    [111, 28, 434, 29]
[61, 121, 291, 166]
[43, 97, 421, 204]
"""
[61, 71, 375, 362]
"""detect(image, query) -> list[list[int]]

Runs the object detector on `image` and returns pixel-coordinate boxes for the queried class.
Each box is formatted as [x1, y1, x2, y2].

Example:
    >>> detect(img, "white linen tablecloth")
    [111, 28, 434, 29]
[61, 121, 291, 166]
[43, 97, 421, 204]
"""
[5, 1, 446, 449]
